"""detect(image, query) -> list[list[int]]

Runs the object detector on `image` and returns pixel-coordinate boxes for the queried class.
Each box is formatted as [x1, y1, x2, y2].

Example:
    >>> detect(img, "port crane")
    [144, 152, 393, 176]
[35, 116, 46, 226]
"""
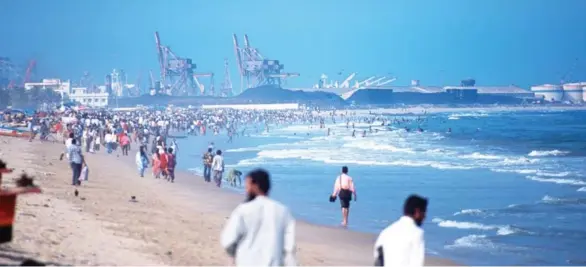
[232, 34, 299, 93]
[220, 58, 233, 97]
[154, 31, 197, 96]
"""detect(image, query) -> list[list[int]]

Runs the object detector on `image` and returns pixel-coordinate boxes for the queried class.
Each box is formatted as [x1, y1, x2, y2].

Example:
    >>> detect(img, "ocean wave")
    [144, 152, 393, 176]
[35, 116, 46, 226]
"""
[249, 149, 473, 170]
[541, 195, 586, 205]
[449, 112, 490, 118]
[526, 176, 586, 186]
[432, 218, 519, 236]
[342, 141, 415, 154]
[491, 168, 538, 174]
[578, 187, 586, 192]
[445, 235, 495, 249]
[528, 150, 570, 157]
[535, 171, 571, 177]
[226, 147, 261, 153]
[447, 116, 460, 120]
[460, 152, 502, 160]
[454, 209, 483, 216]
[502, 157, 539, 165]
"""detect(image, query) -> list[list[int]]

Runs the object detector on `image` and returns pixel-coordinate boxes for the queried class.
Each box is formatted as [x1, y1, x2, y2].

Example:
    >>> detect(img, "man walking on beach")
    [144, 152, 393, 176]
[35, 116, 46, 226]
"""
[202, 148, 213, 182]
[67, 139, 84, 186]
[221, 169, 297, 266]
[330, 166, 357, 227]
[211, 150, 224, 187]
[373, 194, 428, 267]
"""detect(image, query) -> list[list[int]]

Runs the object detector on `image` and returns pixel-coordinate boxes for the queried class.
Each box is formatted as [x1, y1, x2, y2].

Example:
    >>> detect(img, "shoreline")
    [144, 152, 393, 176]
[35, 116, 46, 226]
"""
[361, 105, 586, 115]
[1, 136, 457, 265]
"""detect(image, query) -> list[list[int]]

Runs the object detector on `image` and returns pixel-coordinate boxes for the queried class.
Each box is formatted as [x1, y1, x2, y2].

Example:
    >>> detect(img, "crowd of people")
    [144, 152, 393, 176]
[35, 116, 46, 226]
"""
[3, 106, 434, 266]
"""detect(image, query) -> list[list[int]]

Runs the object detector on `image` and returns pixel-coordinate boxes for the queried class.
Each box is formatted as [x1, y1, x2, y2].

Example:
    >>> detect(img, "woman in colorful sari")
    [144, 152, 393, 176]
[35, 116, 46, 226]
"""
[151, 150, 161, 179]
[135, 145, 149, 177]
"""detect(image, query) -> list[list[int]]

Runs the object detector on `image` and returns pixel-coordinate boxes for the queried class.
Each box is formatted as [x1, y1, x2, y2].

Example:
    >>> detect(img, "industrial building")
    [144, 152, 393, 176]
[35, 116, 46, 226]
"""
[530, 84, 564, 102]
[293, 77, 535, 105]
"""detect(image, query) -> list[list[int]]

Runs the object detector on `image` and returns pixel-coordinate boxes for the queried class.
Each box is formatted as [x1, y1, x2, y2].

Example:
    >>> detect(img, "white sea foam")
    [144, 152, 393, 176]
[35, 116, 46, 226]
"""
[460, 152, 502, 160]
[454, 209, 483, 216]
[491, 168, 538, 174]
[578, 187, 586, 192]
[450, 112, 489, 118]
[541, 195, 563, 203]
[502, 157, 538, 165]
[226, 147, 261, 153]
[342, 141, 415, 154]
[447, 116, 460, 120]
[445, 235, 495, 249]
[528, 150, 570, 157]
[535, 171, 571, 177]
[526, 176, 586, 186]
[432, 218, 518, 236]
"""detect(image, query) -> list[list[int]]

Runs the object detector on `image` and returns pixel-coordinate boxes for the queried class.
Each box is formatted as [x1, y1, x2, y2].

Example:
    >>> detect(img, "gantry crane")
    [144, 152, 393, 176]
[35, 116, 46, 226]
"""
[154, 31, 197, 96]
[221, 58, 233, 97]
[232, 34, 299, 93]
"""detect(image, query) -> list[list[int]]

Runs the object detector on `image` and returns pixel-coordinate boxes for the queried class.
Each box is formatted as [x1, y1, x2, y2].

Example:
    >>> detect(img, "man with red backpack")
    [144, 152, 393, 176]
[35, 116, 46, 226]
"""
[165, 147, 177, 183]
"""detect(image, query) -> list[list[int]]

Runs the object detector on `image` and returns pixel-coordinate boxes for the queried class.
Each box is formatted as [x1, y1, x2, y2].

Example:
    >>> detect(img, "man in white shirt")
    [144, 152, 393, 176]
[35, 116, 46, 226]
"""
[221, 169, 296, 266]
[211, 149, 224, 187]
[374, 194, 428, 267]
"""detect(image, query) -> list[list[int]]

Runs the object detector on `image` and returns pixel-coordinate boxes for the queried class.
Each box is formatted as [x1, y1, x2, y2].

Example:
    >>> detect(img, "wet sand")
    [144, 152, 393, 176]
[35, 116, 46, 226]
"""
[0, 136, 456, 265]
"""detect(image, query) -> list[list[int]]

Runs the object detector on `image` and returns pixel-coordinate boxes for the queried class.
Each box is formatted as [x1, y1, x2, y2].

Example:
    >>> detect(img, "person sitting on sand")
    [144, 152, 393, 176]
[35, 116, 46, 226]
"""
[225, 168, 242, 187]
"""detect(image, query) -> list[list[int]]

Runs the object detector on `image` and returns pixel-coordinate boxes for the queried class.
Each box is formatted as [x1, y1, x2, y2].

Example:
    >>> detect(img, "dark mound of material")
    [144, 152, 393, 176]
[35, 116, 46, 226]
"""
[114, 86, 346, 108]
[235, 85, 346, 108]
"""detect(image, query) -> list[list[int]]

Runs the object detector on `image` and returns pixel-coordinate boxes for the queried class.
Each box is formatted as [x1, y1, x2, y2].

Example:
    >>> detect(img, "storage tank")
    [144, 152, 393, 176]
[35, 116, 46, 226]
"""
[530, 84, 564, 102]
[562, 83, 583, 103]
[581, 82, 586, 102]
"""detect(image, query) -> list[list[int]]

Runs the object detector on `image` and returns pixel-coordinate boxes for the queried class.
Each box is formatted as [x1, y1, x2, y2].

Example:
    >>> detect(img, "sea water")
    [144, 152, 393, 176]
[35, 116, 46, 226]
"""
[178, 110, 586, 265]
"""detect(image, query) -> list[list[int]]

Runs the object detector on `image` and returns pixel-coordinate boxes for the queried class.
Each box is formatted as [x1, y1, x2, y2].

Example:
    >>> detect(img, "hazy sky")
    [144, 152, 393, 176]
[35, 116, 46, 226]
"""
[1, 0, 585, 89]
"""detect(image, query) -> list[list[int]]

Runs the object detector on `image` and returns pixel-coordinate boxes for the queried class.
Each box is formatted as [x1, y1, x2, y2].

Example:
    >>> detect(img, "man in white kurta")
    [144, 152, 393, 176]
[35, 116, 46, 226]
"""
[221, 169, 297, 266]
[373, 195, 428, 267]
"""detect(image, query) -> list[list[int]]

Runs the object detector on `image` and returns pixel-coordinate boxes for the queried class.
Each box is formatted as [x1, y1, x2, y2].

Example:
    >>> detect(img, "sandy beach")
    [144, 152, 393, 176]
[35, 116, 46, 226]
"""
[0, 136, 455, 266]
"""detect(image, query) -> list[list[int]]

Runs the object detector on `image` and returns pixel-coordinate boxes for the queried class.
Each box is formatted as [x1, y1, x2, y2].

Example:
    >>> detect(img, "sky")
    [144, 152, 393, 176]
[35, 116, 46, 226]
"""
[1, 0, 586, 90]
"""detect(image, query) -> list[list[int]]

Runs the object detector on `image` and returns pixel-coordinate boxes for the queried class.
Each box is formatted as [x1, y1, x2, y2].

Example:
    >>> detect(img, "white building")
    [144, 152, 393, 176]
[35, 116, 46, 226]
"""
[24, 78, 71, 95]
[68, 86, 109, 107]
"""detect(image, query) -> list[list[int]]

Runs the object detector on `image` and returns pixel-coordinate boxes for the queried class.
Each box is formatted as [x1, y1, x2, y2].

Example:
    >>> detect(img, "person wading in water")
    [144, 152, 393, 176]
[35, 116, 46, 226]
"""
[330, 166, 357, 227]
